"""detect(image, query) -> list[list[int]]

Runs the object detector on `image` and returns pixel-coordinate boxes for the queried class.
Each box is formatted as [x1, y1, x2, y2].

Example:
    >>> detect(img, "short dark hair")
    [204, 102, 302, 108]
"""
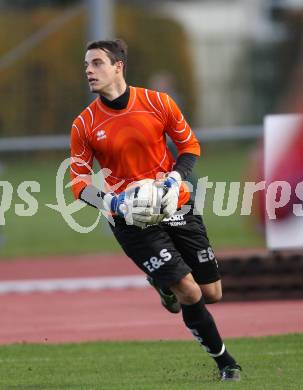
[86, 39, 128, 78]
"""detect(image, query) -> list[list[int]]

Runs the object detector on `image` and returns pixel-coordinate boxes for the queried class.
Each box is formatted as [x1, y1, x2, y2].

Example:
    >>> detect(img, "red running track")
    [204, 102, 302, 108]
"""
[0, 254, 302, 344]
[1, 290, 303, 344]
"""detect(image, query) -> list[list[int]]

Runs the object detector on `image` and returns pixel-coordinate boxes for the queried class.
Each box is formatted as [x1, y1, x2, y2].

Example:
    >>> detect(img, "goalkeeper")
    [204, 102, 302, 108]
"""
[70, 39, 241, 382]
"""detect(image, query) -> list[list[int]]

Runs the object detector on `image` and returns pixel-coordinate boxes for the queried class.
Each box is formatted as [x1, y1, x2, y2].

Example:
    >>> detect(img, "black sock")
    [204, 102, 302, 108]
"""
[181, 297, 236, 369]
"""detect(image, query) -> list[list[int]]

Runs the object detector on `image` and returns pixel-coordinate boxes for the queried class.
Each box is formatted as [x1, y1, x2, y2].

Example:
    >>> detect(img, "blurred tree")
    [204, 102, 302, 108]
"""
[0, 3, 196, 136]
[0, 0, 79, 8]
[117, 5, 196, 122]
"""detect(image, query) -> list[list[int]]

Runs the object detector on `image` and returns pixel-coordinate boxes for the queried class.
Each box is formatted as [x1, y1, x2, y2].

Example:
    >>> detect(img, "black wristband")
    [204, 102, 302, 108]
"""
[173, 153, 197, 180]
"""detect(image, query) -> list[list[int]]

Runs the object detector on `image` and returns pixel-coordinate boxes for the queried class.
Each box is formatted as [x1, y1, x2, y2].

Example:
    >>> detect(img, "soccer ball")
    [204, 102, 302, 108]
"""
[125, 178, 165, 224]
[127, 178, 164, 212]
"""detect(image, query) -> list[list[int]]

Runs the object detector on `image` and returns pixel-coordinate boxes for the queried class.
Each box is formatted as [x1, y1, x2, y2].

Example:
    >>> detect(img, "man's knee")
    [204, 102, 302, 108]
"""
[169, 274, 201, 305]
[204, 290, 222, 304]
[200, 281, 222, 304]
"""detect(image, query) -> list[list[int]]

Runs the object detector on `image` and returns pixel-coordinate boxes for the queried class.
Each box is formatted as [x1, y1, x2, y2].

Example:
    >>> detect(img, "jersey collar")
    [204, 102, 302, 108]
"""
[96, 86, 135, 115]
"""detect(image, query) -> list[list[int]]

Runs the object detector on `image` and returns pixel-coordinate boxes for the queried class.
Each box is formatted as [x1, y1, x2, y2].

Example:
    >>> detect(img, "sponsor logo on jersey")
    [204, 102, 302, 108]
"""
[96, 130, 106, 141]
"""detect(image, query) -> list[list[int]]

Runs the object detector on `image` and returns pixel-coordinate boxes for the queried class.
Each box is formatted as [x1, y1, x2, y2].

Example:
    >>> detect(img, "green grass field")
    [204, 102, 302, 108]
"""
[0, 334, 302, 389]
[0, 141, 265, 258]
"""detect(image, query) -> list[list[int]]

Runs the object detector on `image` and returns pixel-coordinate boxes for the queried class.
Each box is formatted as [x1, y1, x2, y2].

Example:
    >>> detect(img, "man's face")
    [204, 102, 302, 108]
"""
[84, 49, 121, 93]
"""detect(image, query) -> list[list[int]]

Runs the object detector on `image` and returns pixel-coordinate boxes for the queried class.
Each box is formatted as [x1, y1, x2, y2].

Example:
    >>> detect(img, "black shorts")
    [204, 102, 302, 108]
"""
[109, 205, 220, 289]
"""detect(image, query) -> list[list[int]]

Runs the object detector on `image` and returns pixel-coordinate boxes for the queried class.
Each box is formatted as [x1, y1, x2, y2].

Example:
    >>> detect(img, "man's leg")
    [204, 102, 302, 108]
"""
[147, 269, 222, 313]
[160, 210, 224, 308]
[109, 217, 240, 381]
[169, 274, 241, 382]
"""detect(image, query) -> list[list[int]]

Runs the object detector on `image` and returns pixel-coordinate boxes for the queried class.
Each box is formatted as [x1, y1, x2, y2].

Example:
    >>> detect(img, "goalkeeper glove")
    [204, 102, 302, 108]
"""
[79, 185, 154, 228]
[103, 190, 154, 228]
[161, 171, 182, 218]
[103, 191, 128, 217]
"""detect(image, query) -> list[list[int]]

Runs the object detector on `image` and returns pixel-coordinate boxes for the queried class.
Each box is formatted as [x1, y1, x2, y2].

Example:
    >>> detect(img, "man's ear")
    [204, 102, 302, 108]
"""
[115, 61, 123, 73]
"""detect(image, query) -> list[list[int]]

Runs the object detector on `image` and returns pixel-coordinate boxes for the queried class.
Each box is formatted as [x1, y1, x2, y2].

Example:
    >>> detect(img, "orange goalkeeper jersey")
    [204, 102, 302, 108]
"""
[70, 86, 200, 207]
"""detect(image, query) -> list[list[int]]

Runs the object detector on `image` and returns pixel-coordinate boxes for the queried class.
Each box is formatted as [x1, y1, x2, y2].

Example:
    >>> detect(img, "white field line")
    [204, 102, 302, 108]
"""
[0, 275, 149, 294]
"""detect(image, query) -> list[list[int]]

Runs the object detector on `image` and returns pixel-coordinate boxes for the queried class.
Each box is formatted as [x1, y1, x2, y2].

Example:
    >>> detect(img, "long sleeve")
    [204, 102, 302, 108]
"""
[70, 117, 94, 199]
[163, 94, 201, 157]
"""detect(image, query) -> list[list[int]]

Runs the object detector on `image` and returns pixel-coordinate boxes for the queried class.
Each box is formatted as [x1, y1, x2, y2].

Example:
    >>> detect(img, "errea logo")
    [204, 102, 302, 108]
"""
[96, 130, 106, 141]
